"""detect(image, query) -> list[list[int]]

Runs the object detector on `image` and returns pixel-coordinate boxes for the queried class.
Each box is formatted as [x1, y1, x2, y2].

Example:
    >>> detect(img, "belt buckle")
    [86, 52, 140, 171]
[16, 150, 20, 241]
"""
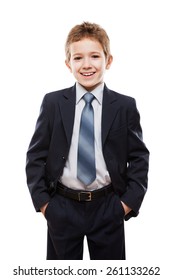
[78, 191, 92, 201]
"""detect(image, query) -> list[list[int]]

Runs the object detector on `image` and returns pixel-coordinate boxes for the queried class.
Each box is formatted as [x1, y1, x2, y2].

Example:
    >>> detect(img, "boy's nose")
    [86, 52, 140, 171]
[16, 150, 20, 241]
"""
[82, 57, 91, 68]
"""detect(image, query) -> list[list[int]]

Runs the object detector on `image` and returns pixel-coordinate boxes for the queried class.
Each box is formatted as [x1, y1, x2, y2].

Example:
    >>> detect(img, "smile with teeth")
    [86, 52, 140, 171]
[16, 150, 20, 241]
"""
[81, 72, 95, 76]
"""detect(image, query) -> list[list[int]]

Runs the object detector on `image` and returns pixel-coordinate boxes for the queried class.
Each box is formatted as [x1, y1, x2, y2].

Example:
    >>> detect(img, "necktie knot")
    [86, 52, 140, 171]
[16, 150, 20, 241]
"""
[83, 92, 94, 104]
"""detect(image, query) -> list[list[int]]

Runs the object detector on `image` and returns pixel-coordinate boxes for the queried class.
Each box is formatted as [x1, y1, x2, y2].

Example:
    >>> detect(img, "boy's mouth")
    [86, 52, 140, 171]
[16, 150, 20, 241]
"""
[81, 72, 95, 77]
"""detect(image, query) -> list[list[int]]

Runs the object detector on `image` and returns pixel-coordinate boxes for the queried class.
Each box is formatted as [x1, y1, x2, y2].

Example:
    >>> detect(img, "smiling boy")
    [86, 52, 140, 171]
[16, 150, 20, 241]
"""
[65, 38, 112, 91]
[26, 22, 149, 260]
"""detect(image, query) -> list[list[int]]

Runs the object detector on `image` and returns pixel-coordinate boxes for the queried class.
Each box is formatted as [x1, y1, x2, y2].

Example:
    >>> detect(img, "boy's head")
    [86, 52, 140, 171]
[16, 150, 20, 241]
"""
[65, 22, 111, 62]
[65, 22, 113, 91]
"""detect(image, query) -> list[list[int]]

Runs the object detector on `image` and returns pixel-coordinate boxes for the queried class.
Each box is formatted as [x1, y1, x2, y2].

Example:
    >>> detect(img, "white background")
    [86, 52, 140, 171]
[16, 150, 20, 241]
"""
[0, 0, 172, 278]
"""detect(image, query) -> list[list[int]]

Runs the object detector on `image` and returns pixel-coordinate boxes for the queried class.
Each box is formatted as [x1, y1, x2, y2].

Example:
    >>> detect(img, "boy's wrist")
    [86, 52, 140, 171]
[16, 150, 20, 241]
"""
[121, 201, 132, 216]
[40, 202, 49, 216]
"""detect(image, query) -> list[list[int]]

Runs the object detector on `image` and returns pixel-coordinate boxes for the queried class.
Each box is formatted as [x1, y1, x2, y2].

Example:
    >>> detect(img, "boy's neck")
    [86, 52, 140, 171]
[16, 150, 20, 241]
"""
[77, 81, 104, 93]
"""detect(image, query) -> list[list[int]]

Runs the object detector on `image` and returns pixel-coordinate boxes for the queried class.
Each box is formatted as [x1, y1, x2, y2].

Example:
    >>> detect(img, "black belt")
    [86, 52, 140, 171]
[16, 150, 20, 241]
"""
[56, 183, 113, 202]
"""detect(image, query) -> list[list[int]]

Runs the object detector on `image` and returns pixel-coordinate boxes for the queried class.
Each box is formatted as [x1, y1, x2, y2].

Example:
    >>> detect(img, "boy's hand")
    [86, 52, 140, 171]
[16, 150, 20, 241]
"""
[121, 201, 132, 216]
[40, 202, 49, 216]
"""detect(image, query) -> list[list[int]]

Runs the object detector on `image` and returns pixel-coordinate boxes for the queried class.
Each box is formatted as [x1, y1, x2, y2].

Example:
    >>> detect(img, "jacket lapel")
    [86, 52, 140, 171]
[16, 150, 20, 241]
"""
[59, 85, 76, 147]
[102, 85, 118, 147]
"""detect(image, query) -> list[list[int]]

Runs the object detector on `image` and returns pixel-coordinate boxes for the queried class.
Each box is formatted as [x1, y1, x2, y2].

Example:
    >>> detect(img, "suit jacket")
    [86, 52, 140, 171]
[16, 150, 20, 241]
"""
[26, 84, 149, 220]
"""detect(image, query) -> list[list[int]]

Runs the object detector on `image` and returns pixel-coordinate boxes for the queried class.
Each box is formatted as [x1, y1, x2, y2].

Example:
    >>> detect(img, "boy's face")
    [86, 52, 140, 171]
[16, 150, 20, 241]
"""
[65, 38, 113, 91]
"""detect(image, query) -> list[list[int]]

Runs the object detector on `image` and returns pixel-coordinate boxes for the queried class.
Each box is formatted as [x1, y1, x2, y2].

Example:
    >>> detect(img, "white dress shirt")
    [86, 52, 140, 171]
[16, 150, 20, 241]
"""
[60, 82, 111, 190]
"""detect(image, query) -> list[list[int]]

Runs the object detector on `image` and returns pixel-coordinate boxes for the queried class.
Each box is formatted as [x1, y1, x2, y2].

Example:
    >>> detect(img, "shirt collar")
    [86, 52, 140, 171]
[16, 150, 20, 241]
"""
[76, 82, 104, 105]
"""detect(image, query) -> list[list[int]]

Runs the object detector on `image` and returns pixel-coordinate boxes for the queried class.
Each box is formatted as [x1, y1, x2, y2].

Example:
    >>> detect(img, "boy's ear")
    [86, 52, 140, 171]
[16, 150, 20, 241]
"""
[65, 60, 72, 72]
[106, 55, 113, 69]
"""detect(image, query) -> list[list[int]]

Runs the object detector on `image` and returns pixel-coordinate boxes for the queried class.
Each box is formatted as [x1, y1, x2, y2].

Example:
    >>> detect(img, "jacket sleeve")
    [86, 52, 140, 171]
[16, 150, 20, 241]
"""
[26, 95, 51, 211]
[121, 99, 149, 220]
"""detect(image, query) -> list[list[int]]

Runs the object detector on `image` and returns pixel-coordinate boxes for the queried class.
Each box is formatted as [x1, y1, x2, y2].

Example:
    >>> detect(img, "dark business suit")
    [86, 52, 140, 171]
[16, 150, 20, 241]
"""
[26, 83, 149, 259]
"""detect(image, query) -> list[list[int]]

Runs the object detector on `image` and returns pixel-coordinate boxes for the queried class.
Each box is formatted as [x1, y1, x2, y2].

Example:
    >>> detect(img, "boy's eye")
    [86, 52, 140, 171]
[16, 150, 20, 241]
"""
[92, 55, 100, 58]
[74, 56, 82, 60]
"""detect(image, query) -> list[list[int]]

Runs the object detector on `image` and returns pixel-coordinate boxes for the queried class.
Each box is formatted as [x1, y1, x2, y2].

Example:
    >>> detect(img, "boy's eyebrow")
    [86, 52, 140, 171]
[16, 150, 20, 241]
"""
[72, 53, 82, 56]
[72, 51, 102, 56]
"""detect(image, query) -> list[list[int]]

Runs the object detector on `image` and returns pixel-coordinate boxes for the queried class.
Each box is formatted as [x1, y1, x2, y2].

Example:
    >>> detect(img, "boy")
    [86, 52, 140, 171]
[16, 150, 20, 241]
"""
[26, 22, 149, 260]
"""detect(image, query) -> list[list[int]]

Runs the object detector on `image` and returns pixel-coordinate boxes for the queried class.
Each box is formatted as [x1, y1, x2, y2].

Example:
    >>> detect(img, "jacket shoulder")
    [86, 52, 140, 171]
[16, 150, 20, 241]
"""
[104, 85, 136, 107]
[110, 89, 135, 102]
[43, 85, 75, 102]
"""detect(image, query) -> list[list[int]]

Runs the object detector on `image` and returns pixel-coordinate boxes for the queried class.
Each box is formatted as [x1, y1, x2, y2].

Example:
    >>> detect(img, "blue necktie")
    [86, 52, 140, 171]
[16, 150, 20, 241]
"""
[77, 92, 96, 185]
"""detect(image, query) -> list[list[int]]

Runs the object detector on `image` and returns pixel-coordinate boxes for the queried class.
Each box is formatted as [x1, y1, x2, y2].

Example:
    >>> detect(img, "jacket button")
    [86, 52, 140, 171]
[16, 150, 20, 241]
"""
[62, 156, 66, 160]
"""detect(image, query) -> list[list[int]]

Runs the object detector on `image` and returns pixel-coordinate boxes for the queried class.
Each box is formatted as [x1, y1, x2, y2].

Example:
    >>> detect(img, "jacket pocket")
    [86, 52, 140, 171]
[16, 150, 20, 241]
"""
[108, 125, 127, 139]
